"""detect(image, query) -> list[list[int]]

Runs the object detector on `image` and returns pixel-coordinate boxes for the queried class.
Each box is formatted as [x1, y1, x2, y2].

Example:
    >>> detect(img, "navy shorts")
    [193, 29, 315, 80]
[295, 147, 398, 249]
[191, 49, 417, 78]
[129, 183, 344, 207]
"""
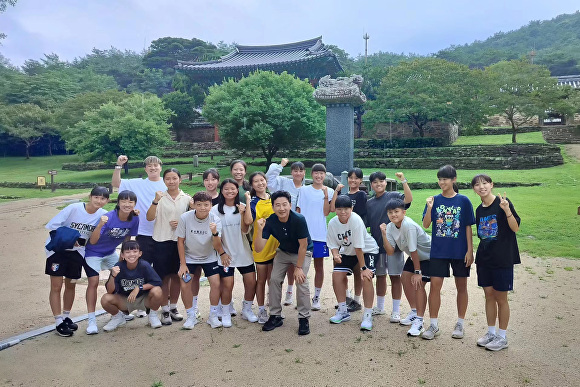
[219, 263, 256, 278]
[429, 258, 471, 278]
[402, 257, 431, 282]
[312, 241, 329, 258]
[477, 265, 513, 292]
[186, 261, 220, 278]
[153, 240, 180, 278]
[136, 235, 156, 264]
[333, 253, 376, 275]
[256, 258, 274, 265]
[45, 250, 84, 280]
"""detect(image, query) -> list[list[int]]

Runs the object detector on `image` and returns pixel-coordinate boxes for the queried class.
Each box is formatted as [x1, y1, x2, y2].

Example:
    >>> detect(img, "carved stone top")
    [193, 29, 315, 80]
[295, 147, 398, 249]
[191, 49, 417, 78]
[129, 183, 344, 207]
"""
[313, 74, 367, 106]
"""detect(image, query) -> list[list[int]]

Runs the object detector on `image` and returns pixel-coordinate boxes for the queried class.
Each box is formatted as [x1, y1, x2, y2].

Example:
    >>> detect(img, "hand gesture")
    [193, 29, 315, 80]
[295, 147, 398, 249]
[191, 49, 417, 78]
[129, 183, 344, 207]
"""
[281, 158, 289, 167]
[321, 185, 328, 198]
[465, 250, 474, 267]
[237, 203, 246, 213]
[426, 196, 434, 208]
[221, 253, 231, 268]
[294, 267, 306, 284]
[411, 274, 423, 290]
[99, 215, 109, 225]
[379, 222, 387, 234]
[336, 183, 344, 193]
[333, 253, 342, 264]
[169, 220, 178, 230]
[128, 286, 139, 303]
[178, 264, 189, 278]
[209, 222, 218, 234]
[154, 191, 164, 202]
[111, 266, 120, 277]
[499, 192, 509, 212]
[244, 191, 251, 202]
[117, 155, 128, 166]
[189, 198, 194, 210]
[395, 172, 405, 181]
[361, 267, 373, 281]
[133, 209, 140, 216]
[256, 218, 266, 230]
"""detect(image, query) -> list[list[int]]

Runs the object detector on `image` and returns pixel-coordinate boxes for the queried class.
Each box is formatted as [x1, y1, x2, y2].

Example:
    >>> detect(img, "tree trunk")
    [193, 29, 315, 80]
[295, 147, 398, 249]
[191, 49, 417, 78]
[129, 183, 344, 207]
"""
[25, 144, 30, 159]
[511, 121, 517, 143]
[261, 145, 278, 173]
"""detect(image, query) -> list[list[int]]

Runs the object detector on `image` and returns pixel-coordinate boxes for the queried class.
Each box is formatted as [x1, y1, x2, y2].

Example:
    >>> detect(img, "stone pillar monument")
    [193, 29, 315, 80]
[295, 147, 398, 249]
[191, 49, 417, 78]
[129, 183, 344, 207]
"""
[313, 75, 367, 176]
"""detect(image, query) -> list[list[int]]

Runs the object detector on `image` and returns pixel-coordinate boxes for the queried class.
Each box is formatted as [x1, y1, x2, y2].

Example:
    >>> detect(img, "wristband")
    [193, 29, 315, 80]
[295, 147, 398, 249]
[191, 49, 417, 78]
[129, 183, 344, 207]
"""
[401, 179, 408, 184]
[506, 213, 513, 218]
[212, 232, 219, 237]
[360, 266, 368, 271]
[139, 285, 143, 290]
[151, 201, 158, 205]
[414, 270, 422, 275]
[115, 165, 122, 170]
[220, 251, 226, 256]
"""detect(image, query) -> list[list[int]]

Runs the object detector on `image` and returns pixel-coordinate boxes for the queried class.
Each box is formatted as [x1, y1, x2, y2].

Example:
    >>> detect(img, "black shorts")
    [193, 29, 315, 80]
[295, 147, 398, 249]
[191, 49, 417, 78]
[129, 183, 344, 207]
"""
[219, 263, 256, 278]
[402, 257, 431, 282]
[153, 240, 180, 278]
[477, 265, 513, 292]
[45, 250, 84, 279]
[136, 235, 156, 264]
[333, 253, 376, 275]
[186, 262, 220, 278]
[429, 258, 471, 278]
[256, 258, 274, 265]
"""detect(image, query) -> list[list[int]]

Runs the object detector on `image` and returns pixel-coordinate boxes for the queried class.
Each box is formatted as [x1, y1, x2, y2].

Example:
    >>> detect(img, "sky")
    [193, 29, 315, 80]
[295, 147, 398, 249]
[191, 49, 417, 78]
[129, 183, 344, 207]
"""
[1, 0, 579, 67]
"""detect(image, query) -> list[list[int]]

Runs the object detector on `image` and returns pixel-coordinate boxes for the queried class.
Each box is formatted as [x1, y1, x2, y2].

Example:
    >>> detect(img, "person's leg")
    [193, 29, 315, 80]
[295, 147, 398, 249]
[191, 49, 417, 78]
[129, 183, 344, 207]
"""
[313, 257, 324, 291]
[495, 290, 510, 331]
[101, 294, 122, 315]
[455, 276, 468, 319]
[208, 274, 221, 306]
[375, 275, 387, 309]
[85, 275, 100, 334]
[428, 277, 443, 320]
[402, 271, 416, 310]
[390, 275, 402, 314]
[256, 264, 269, 307]
[332, 271, 348, 303]
[180, 274, 194, 309]
[353, 262, 362, 302]
[62, 278, 76, 314]
[295, 252, 312, 319]
[49, 276, 63, 318]
[146, 286, 164, 311]
[101, 294, 128, 331]
[242, 270, 256, 302]
[362, 274, 374, 309]
[221, 276, 234, 306]
[268, 253, 287, 317]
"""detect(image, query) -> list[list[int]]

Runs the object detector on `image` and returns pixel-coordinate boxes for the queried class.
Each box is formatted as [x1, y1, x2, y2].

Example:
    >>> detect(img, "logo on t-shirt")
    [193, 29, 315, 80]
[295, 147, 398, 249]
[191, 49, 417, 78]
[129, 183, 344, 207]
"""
[434, 205, 462, 238]
[120, 278, 144, 292]
[337, 230, 352, 247]
[478, 215, 498, 240]
[190, 230, 208, 235]
[106, 227, 131, 238]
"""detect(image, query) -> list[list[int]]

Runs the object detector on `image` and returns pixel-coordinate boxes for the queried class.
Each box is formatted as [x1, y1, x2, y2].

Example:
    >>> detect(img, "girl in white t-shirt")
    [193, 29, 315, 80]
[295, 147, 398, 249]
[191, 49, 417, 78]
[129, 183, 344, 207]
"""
[211, 179, 259, 325]
[146, 168, 192, 326]
[203, 168, 220, 206]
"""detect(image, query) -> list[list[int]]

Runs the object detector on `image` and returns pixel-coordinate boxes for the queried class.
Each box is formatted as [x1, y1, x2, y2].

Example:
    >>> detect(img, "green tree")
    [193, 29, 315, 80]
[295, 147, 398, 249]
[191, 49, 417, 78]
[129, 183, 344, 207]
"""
[64, 94, 173, 161]
[0, 103, 52, 159]
[161, 91, 200, 133]
[73, 47, 145, 89]
[365, 58, 489, 137]
[143, 37, 220, 71]
[203, 71, 325, 167]
[485, 60, 560, 143]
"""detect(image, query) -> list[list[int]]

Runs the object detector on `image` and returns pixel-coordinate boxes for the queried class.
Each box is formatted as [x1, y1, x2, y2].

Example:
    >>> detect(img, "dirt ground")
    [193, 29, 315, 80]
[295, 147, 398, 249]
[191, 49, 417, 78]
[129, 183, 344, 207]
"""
[0, 195, 579, 387]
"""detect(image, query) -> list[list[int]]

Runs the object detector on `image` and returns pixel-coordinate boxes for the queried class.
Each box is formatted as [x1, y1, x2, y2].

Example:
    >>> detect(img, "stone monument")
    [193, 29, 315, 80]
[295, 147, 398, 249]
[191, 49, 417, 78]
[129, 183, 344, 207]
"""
[313, 75, 367, 176]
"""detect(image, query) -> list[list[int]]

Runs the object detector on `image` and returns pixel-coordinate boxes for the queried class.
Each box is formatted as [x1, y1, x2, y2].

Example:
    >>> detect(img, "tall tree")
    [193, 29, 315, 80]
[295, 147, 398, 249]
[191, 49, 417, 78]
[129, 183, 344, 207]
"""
[64, 94, 173, 161]
[161, 91, 200, 133]
[203, 71, 325, 167]
[485, 60, 560, 143]
[0, 103, 51, 159]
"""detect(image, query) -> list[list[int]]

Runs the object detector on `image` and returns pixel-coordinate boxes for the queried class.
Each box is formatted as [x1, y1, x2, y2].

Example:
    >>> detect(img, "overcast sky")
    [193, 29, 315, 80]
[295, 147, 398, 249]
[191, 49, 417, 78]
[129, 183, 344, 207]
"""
[1, 1, 579, 66]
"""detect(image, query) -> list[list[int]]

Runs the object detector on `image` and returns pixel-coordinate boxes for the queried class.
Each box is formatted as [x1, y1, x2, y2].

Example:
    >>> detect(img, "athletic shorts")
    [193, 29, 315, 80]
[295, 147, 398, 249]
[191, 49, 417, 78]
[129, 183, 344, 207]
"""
[122, 293, 148, 314]
[429, 258, 471, 278]
[402, 257, 431, 282]
[84, 253, 119, 277]
[255, 258, 274, 265]
[219, 263, 256, 278]
[477, 265, 513, 292]
[375, 251, 404, 276]
[153, 240, 180, 278]
[333, 254, 376, 275]
[312, 241, 329, 258]
[45, 250, 84, 280]
[135, 235, 155, 264]
[186, 261, 220, 278]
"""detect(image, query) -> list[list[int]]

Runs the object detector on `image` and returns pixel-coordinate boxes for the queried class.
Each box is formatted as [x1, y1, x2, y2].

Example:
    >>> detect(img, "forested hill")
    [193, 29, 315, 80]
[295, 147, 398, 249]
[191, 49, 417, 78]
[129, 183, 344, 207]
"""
[435, 11, 580, 75]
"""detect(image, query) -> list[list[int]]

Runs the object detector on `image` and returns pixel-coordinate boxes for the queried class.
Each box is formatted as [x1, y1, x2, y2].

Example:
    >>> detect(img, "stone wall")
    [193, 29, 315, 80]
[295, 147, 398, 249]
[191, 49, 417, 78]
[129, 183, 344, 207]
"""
[373, 121, 458, 143]
[542, 126, 580, 144]
[173, 126, 216, 142]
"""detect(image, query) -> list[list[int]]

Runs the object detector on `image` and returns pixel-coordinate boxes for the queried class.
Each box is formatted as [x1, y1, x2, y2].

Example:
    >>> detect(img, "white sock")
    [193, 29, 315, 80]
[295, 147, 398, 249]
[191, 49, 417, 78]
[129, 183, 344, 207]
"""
[170, 303, 178, 310]
[457, 318, 465, 326]
[161, 305, 170, 313]
[55, 315, 63, 326]
[210, 305, 219, 316]
[364, 308, 373, 316]
[88, 312, 96, 321]
[192, 296, 198, 310]
[411, 308, 417, 314]
[259, 305, 265, 313]
[353, 295, 361, 303]
[243, 300, 252, 310]
[286, 285, 294, 293]
[392, 299, 401, 313]
[186, 307, 195, 316]
[417, 316, 424, 323]
[338, 302, 347, 313]
[430, 318, 438, 328]
[376, 296, 385, 310]
[488, 326, 496, 335]
[62, 310, 70, 319]
[497, 328, 507, 339]
[314, 287, 322, 298]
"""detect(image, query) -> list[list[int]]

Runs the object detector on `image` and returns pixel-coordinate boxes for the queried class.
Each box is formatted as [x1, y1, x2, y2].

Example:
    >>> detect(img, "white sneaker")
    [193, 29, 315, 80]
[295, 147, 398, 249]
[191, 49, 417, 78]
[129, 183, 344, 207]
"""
[86, 319, 98, 335]
[169, 308, 184, 321]
[258, 309, 268, 324]
[182, 313, 197, 330]
[242, 308, 258, 323]
[222, 313, 232, 328]
[400, 311, 417, 326]
[229, 302, 237, 316]
[390, 312, 401, 323]
[134, 310, 147, 318]
[371, 307, 386, 316]
[477, 332, 496, 347]
[124, 313, 135, 321]
[407, 319, 424, 337]
[194, 308, 201, 320]
[311, 296, 321, 311]
[361, 312, 373, 331]
[452, 323, 465, 339]
[207, 313, 223, 329]
[148, 312, 162, 329]
[160, 311, 172, 325]
[103, 313, 126, 332]
[329, 310, 351, 324]
[283, 291, 293, 306]
[485, 335, 508, 351]
[422, 325, 440, 340]
[218, 304, 224, 320]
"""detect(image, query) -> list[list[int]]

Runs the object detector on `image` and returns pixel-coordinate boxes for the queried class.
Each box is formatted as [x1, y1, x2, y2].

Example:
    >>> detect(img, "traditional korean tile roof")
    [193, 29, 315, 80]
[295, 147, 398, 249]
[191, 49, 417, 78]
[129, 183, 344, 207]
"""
[555, 75, 580, 88]
[176, 37, 342, 81]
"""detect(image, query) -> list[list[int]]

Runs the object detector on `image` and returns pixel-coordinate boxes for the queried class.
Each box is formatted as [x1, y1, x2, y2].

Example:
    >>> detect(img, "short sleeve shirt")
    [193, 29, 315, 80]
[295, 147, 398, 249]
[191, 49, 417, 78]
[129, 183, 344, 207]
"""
[366, 191, 409, 253]
[296, 185, 334, 242]
[210, 204, 254, 268]
[175, 210, 221, 264]
[114, 260, 162, 297]
[119, 177, 166, 236]
[152, 190, 191, 242]
[327, 212, 378, 256]
[262, 211, 313, 254]
[385, 217, 431, 261]
[85, 210, 139, 257]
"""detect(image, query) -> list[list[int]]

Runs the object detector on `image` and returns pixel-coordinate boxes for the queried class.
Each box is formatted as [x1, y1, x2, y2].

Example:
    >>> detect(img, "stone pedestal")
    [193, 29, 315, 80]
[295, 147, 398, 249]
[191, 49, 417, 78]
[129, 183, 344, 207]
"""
[325, 103, 354, 176]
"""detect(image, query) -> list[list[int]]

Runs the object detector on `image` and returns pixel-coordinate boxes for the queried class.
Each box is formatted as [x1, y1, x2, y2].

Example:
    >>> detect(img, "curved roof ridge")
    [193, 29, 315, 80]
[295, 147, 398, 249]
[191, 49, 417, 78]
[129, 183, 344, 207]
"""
[236, 36, 323, 53]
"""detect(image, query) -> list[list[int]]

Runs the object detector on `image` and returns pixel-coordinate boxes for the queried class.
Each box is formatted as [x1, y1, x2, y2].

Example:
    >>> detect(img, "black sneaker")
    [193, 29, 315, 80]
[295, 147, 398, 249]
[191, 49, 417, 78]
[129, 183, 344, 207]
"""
[298, 318, 310, 336]
[347, 300, 362, 312]
[56, 321, 74, 337]
[63, 317, 78, 331]
[335, 296, 355, 309]
[262, 315, 284, 332]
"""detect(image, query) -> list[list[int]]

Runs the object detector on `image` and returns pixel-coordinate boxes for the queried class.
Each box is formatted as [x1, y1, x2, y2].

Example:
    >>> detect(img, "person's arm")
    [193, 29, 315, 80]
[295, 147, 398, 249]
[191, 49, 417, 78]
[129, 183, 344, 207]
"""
[355, 247, 373, 281]
[379, 223, 396, 255]
[177, 237, 189, 277]
[409, 250, 424, 289]
[265, 158, 287, 192]
[500, 194, 520, 233]
[294, 237, 308, 284]
[330, 247, 341, 264]
[89, 215, 108, 245]
[329, 184, 344, 213]
[423, 197, 434, 228]
[146, 191, 164, 221]
[210, 221, 230, 267]
[105, 265, 119, 294]
[322, 186, 331, 216]
[243, 192, 253, 226]
[465, 225, 474, 267]
[237, 203, 250, 233]
[253, 218, 267, 253]
[112, 155, 127, 189]
[395, 172, 412, 204]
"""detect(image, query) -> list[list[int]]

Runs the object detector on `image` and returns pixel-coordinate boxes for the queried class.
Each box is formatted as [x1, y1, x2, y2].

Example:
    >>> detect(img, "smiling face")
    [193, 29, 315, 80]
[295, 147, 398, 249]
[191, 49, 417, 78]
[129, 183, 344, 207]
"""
[221, 182, 238, 203]
[335, 206, 352, 224]
[193, 200, 212, 219]
[387, 208, 406, 226]
[472, 178, 493, 199]
[291, 168, 305, 184]
[145, 163, 162, 180]
[251, 175, 267, 196]
[117, 198, 136, 214]
[348, 174, 362, 191]
[204, 175, 219, 192]
[438, 177, 456, 193]
[230, 163, 246, 183]
[120, 247, 142, 264]
[88, 194, 109, 210]
[371, 178, 387, 196]
[164, 171, 181, 191]
[311, 170, 326, 185]
[272, 196, 291, 220]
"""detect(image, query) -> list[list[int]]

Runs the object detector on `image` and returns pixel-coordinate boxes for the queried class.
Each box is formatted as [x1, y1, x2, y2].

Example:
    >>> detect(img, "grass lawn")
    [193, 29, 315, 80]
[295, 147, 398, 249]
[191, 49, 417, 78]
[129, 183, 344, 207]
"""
[452, 131, 545, 145]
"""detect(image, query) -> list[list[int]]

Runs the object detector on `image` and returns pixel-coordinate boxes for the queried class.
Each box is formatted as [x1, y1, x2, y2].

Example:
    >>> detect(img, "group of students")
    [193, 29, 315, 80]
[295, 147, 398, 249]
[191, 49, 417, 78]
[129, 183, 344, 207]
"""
[44, 156, 520, 350]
